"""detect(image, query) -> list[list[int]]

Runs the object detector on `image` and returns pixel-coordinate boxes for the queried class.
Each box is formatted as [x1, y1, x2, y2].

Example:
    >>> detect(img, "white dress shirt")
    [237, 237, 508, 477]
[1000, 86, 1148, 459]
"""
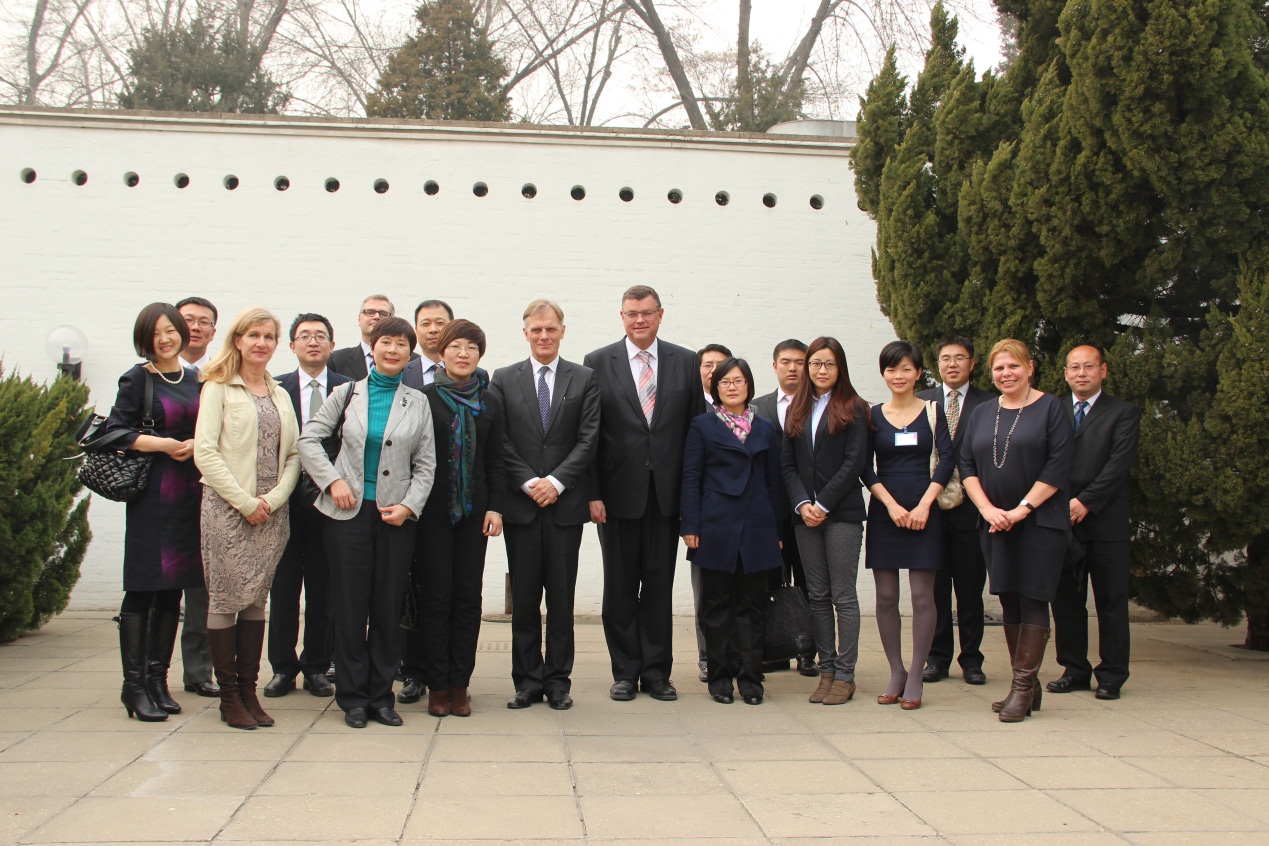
[298, 368, 330, 425]
[1073, 390, 1102, 412]
[182, 351, 212, 376]
[419, 356, 443, 386]
[521, 356, 565, 496]
[810, 390, 832, 449]
[359, 341, 374, 371]
[942, 382, 967, 414]
[776, 390, 794, 430]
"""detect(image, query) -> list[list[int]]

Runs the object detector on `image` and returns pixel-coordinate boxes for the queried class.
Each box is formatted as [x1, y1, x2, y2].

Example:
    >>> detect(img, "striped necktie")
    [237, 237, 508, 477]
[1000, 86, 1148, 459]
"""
[1075, 400, 1088, 433]
[636, 350, 656, 426]
[537, 365, 551, 430]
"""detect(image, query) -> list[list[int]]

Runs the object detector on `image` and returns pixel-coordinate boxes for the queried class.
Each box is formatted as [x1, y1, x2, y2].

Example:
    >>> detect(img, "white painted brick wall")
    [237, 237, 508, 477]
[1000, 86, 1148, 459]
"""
[1, 109, 944, 619]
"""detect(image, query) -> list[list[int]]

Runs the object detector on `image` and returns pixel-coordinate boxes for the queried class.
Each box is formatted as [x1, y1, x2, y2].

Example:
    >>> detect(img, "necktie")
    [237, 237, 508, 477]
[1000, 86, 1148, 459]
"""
[537, 365, 551, 430]
[366, 351, 375, 372]
[1075, 400, 1088, 433]
[636, 350, 656, 426]
[308, 379, 323, 423]
[946, 388, 961, 438]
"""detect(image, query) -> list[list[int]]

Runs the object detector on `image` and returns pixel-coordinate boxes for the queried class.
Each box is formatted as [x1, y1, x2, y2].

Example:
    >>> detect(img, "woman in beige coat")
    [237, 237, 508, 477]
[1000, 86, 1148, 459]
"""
[195, 307, 301, 729]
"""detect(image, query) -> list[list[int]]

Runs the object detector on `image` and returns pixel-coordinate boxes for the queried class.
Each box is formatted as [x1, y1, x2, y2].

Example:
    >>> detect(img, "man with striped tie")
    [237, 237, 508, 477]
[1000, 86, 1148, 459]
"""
[584, 286, 706, 702]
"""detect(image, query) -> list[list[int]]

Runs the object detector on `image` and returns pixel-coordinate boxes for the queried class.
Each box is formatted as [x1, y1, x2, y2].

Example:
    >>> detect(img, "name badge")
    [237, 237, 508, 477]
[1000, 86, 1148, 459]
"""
[895, 431, 919, 447]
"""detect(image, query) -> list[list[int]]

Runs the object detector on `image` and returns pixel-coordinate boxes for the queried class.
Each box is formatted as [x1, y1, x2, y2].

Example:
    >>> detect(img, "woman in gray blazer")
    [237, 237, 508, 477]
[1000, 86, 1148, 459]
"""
[298, 317, 436, 729]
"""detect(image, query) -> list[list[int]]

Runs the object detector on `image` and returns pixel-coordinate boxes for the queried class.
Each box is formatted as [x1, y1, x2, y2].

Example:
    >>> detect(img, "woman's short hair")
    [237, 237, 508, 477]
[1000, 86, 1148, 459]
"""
[202, 307, 281, 384]
[988, 338, 1034, 369]
[370, 316, 417, 351]
[133, 302, 189, 362]
[878, 340, 923, 374]
[438, 319, 487, 357]
[709, 357, 756, 406]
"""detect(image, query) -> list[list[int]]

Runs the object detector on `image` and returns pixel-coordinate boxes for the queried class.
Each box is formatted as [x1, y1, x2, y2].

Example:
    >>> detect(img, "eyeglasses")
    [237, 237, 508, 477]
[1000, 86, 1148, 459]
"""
[446, 342, 481, 355]
[295, 333, 330, 344]
[1065, 364, 1102, 373]
[184, 318, 215, 329]
[716, 378, 747, 389]
[808, 360, 837, 371]
[938, 354, 970, 364]
[361, 308, 392, 319]
[621, 309, 660, 320]
[700, 362, 719, 371]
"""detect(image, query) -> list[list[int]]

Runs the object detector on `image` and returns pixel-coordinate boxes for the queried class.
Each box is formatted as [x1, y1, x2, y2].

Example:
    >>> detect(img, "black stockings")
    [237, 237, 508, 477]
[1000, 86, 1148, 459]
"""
[999, 591, 1050, 628]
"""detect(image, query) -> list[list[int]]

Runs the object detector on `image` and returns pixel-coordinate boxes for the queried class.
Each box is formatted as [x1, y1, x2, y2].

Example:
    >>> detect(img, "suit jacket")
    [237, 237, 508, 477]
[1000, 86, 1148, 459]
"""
[488, 358, 600, 526]
[401, 357, 488, 391]
[297, 380, 436, 520]
[329, 345, 419, 380]
[277, 368, 354, 506]
[917, 383, 994, 530]
[583, 338, 707, 520]
[420, 384, 508, 520]
[1065, 393, 1140, 542]
[780, 400, 870, 524]
[680, 413, 784, 574]
[753, 389, 794, 516]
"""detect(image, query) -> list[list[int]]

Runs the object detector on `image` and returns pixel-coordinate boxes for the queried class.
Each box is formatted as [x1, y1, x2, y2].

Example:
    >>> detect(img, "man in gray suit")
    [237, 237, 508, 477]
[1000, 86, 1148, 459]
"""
[919, 336, 994, 685]
[490, 300, 600, 711]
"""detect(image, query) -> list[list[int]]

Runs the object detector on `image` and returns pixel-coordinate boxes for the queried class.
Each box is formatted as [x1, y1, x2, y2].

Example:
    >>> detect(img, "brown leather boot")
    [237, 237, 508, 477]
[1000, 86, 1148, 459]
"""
[999, 624, 1049, 723]
[822, 679, 856, 705]
[808, 672, 834, 703]
[449, 686, 472, 717]
[235, 619, 274, 727]
[427, 688, 451, 717]
[208, 626, 256, 730]
[993, 624, 1043, 714]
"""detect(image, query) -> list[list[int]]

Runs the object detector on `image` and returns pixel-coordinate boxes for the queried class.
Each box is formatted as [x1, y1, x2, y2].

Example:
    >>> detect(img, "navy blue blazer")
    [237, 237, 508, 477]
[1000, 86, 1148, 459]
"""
[680, 412, 784, 575]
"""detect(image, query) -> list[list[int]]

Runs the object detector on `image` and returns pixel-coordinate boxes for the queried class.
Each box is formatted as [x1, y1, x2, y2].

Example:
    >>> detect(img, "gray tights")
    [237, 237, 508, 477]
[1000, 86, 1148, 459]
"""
[873, 568, 938, 701]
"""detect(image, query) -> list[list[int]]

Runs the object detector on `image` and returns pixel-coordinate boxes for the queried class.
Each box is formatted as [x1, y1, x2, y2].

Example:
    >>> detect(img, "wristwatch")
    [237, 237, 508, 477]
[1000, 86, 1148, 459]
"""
[1019, 499, 1035, 512]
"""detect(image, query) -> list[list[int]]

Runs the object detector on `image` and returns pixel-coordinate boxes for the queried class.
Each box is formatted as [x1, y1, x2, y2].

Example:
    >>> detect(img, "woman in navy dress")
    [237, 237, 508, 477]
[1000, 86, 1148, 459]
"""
[959, 339, 1072, 722]
[105, 303, 204, 721]
[862, 341, 953, 710]
[681, 358, 785, 705]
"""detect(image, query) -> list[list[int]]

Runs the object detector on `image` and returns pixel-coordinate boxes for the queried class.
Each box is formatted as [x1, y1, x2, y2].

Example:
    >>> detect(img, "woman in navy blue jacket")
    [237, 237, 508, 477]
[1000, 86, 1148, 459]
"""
[681, 358, 785, 705]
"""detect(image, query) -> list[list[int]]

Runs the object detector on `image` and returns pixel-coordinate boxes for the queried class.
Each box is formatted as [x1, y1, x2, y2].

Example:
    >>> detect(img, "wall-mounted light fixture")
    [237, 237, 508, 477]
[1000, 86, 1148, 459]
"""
[45, 325, 89, 381]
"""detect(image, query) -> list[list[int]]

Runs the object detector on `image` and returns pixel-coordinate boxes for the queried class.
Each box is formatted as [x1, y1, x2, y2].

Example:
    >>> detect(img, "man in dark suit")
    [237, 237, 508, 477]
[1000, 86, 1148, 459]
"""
[584, 285, 706, 701]
[752, 338, 816, 676]
[1048, 344, 1140, 700]
[264, 313, 353, 698]
[490, 299, 600, 711]
[401, 300, 453, 389]
[328, 295, 396, 380]
[918, 336, 994, 685]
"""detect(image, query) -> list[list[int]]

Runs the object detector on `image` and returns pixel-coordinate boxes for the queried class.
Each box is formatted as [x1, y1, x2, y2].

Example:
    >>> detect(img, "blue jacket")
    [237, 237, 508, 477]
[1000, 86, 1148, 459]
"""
[680, 412, 784, 574]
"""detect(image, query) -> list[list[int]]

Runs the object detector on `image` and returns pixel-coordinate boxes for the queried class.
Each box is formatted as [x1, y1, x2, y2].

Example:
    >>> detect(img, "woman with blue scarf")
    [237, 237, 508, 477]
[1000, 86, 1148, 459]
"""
[298, 317, 436, 729]
[413, 319, 507, 717]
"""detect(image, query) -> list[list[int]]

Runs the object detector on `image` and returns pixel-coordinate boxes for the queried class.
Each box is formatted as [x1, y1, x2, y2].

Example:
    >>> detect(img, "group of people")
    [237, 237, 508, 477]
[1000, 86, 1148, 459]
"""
[105, 284, 1139, 730]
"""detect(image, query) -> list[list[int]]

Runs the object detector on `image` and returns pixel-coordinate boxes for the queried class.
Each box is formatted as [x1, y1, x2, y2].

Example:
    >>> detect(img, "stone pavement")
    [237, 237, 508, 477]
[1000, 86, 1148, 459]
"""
[3, 611, 1269, 846]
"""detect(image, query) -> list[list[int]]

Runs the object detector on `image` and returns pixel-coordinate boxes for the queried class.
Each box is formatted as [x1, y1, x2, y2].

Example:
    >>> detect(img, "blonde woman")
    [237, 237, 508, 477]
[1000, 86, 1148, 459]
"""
[195, 307, 301, 730]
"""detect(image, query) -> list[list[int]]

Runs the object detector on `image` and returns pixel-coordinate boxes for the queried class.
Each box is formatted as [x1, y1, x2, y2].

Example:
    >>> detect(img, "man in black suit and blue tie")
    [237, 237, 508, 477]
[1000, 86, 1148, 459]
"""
[490, 299, 600, 711]
[264, 313, 353, 698]
[585, 285, 706, 702]
[1048, 344, 1140, 700]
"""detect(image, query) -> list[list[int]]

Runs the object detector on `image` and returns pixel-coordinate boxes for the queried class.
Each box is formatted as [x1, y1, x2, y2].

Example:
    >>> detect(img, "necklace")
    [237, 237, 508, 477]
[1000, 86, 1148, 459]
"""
[992, 390, 1031, 469]
[154, 365, 185, 386]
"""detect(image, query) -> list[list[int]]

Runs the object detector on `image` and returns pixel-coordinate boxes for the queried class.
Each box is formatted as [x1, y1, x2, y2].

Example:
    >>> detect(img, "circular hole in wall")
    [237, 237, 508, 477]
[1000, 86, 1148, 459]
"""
[73, 170, 88, 186]
[619, 187, 634, 202]
[224, 175, 239, 190]
[174, 173, 190, 189]
[274, 176, 290, 191]
[762, 193, 777, 208]
[424, 180, 440, 195]
[667, 189, 683, 204]
[374, 178, 390, 194]
[325, 178, 340, 193]
[810, 194, 824, 210]
[20, 168, 36, 184]
[124, 172, 140, 187]
[715, 191, 730, 206]
[473, 182, 488, 197]
[521, 183, 537, 199]
[570, 185, 586, 201]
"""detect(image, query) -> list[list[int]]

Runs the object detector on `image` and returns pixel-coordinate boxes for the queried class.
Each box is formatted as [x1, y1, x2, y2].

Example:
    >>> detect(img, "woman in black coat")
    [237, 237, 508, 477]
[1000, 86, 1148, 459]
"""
[681, 358, 784, 705]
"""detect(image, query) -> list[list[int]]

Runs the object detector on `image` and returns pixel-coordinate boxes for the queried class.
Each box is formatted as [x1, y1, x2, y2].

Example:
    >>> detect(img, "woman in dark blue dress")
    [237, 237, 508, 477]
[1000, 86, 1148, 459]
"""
[104, 303, 204, 721]
[863, 341, 953, 710]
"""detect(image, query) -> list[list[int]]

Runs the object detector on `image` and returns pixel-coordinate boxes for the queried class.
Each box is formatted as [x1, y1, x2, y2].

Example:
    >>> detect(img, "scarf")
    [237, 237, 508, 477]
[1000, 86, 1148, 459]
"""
[432, 369, 485, 524]
[715, 405, 755, 443]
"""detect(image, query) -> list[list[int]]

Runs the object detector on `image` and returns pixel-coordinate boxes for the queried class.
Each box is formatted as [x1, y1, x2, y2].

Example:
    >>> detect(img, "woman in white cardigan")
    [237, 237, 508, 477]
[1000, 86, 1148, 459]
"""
[195, 307, 300, 730]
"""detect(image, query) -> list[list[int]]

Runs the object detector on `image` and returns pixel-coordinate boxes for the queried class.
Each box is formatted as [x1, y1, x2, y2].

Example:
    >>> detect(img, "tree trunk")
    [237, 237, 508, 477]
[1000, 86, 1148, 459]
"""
[1244, 534, 1269, 651]
[622, 0, 706, 129]
[736, 0, 752, 131]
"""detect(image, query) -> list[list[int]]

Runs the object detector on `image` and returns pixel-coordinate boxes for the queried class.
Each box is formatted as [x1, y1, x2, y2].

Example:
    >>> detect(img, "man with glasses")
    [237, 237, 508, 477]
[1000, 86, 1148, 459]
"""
[918, 336, 994, 686]
[176, 297, 218, 375]
[584, 286, 706, 702]
[329, 295, 401, 379]
[264, 314, 353, 698]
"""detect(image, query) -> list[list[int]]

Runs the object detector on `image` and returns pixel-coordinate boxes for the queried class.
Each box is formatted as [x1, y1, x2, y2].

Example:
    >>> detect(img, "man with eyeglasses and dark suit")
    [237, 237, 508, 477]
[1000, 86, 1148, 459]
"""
[329, 295, 400, 380]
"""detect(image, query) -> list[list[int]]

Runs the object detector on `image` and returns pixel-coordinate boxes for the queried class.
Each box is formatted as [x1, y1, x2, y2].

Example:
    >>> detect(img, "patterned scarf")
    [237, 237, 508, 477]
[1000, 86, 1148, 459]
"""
[432, 370, 485, 524]
[715, 405, 755, 443]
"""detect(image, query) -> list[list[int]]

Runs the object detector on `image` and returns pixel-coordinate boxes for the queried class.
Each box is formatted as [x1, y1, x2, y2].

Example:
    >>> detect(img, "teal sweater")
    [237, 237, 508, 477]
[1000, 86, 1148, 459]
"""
[363, 368, 401, 501]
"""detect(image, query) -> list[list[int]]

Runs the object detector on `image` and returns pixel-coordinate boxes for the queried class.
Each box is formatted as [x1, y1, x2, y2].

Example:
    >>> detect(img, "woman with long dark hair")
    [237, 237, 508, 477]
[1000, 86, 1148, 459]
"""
[781, 336, 871, 706]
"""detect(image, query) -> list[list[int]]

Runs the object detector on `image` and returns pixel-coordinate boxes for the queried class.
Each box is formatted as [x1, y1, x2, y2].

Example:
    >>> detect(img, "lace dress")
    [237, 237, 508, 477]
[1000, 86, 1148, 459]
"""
[201, 394, 291, 614]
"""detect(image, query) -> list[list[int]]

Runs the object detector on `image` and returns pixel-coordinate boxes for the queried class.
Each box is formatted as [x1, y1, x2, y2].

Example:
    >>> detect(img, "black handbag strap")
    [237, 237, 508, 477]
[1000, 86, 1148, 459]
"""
[139, 369, 156, 433]
[81, 369, 158, 452]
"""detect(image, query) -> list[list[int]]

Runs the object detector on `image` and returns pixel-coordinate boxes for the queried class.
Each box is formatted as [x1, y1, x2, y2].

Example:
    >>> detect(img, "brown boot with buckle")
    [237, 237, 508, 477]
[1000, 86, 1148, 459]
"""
[822, 679, 856, 705]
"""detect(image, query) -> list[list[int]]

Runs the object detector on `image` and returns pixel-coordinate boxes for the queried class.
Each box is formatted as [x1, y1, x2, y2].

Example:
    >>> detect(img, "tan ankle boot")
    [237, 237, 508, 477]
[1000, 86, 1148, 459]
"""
[809, 672, 834, 703]
[822, 679, 856, 705]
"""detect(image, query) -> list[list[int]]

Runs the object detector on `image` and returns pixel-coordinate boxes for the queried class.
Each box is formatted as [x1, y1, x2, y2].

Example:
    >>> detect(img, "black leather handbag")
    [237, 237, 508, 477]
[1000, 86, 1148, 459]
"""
[76, 370, 156, 503]
[298, 383, 354, 507]
[763, 581, 815, 662]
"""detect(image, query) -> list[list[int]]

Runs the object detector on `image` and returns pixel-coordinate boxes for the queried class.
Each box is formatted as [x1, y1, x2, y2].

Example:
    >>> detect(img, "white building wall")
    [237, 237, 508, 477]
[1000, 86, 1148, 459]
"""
[1, 109, 904, 616]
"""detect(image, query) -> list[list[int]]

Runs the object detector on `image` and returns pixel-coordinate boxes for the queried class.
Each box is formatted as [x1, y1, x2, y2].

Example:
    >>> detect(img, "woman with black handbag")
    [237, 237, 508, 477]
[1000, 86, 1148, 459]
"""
[103, 303, 204, 721]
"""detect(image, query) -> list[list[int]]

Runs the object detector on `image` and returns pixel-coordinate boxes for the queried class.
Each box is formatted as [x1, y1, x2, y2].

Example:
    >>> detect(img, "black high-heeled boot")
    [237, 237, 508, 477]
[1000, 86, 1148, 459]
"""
[117, 613, 168, 722]
[145, 609, 182, 714]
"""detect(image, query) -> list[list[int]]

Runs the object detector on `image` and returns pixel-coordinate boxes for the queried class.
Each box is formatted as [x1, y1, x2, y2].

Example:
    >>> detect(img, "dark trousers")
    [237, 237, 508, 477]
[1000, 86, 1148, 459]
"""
[1052, 539, 1131, 688]
[699, 564, 768, 698]
[506, 513, 583, 695]
[928, 522, 986, 670]
[269, 503, 331, 677]
[326, 502, 416, 713]
[598, 483, 679, 683]
[180, 586, 212, 684]
[407, 511, 488, 690]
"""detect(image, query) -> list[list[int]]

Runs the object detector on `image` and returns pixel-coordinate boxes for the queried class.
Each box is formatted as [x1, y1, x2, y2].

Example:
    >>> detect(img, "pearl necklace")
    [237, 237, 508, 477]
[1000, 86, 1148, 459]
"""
[154, 364, 185, 385]
[992, 390, 1031, 469]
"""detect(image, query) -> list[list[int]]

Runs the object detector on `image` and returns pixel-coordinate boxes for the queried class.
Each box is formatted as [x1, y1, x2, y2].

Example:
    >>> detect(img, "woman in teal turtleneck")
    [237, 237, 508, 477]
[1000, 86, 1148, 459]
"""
[298, 317, 437, 729]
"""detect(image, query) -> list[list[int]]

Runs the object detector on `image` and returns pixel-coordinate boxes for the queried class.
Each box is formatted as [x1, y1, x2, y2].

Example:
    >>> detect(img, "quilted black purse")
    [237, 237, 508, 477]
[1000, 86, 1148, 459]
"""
[76, 370, 157, 502]
[763, 579, 815, 662]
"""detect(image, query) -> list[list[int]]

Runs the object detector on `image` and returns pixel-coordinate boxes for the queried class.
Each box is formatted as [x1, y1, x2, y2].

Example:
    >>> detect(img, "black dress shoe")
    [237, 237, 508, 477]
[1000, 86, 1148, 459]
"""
[303, 672, 334, 697]
[344, 707, 368, 728]
[507, 690, 543, 709]
[711, 692, 734, 704]
[762, 659, 790, 673]
[1046, 675, 1091, 693]
[326, 662, 337, 682]
[184, 680, 220, 697]
[743, 693, 763, 706]
[797, 655, 819, 677]
[547, 691, 573, 710]
[397, 678, 424, 704]
[372, 707, 404, 726]
[963, 666, 987, 685]
[609, 680, 637, 701]
[1095, 685, 1121, 701]
[644, 679, 677, 701]
[922, 664, 948, 683]
[263, 673, 296, 698]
